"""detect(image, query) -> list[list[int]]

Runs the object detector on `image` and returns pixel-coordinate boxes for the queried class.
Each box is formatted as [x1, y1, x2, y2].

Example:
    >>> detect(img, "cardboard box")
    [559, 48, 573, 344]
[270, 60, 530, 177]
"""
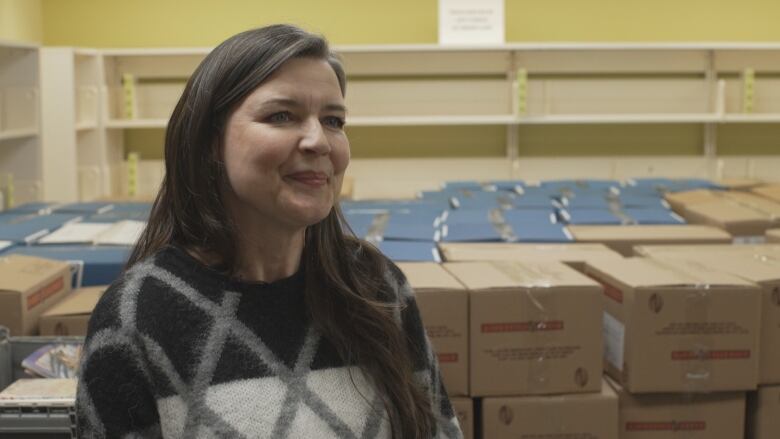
[39, 285, 107, 336]
[639, 253, 780, 385]
[663, 190, 722, 214]
[438, 242, 623, 270]
[397, 262, 469, 396]
[749, 385, 780, 439]
[684, 201, 773, 236]
[716, 178, 764, 191]
[768, 229, 780, 243]
[0, 254, 72, 336]
[606, 377, 745, 439]
[445, 261, 603, 397]
[680, 192, 780, 237]
[5, 245, 131, 287]
[634, 243, 780, 259]
[482, 379, 618, 439]
[752, 184, 780, 203]
[585, 258, 761, 393]
[567, 225, 732, 256]
[449, 397, 473, 439]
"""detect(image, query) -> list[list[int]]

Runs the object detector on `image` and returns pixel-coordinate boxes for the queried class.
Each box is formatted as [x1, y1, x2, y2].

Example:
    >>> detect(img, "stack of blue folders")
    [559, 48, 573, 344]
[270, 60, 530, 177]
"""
[0, 201, 152, 286]
[556, 182, 686, 226]
[625, 178, 724, 194]
[341, 200, 446, 262]
[441, 208, 571, 243]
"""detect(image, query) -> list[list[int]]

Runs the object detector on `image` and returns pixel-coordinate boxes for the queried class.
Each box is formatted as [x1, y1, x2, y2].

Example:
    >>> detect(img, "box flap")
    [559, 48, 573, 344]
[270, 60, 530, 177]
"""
[634, 243, 780, 258]
[444, 260, 600, 290]
[0, 255, 70, 294]
[664, 190, 721, 205]
[686, 201, 772, 222]
[569, 225, 731, 241]
[722, 192, 780, 216]
[41, 286, 107, 317]
[586, 257, 756, 289]
[647, 254, 780, 285]
[439, 242, 621, 262]
[397, 263, 465, 291]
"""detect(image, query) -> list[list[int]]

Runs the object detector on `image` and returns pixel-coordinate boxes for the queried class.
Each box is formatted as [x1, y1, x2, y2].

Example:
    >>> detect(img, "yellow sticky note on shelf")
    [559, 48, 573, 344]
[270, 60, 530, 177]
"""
[742, 68, 755, 114]
[6, 174, 14, 209]
[516, 68, 528, 115]
[122, 73, 137, 119]
[127, 152, 139, 197]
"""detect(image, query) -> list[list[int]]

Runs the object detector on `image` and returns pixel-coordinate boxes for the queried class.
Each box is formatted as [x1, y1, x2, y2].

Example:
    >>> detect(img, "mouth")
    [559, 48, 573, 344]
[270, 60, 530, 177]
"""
[286, 171, 329, 188]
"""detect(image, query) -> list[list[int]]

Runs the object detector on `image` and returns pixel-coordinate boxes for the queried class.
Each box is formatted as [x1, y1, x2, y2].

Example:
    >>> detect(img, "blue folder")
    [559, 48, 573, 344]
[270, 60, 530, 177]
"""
[508, 222, 573, 243]
[4, 202, 64, 215]
[0, 214, 83, 243]
[502, 209, 558, 226]
[560, 209, 624, 225]
[440, 223, 504, 242]
[6, 245, 131, 287]
[376, 240, 441, 263]
[88, 209, 150, 223]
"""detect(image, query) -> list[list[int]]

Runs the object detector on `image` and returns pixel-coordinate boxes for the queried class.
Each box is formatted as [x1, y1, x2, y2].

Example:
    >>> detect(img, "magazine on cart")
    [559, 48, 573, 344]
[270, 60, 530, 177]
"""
[21, 343, 82, 379]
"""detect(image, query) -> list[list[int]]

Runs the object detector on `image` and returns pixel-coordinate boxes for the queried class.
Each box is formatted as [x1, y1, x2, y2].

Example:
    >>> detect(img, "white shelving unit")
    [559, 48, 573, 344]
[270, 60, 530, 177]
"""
[23, 43, 780, 201]
[0, 39, 41, 208]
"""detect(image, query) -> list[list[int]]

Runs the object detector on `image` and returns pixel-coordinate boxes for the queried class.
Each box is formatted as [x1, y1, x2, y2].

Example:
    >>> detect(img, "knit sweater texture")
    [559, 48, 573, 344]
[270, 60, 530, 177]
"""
[76, 245, 462, 438]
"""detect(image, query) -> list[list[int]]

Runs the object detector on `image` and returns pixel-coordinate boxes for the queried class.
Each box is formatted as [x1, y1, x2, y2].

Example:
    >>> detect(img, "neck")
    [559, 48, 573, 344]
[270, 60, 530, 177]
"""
[216, 195, 307, 283]
[233, 224, 305, 283]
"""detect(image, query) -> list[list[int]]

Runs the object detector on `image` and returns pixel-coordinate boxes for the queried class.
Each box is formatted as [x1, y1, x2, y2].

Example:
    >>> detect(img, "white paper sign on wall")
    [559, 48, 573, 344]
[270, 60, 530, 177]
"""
[438, 0, 505, 45]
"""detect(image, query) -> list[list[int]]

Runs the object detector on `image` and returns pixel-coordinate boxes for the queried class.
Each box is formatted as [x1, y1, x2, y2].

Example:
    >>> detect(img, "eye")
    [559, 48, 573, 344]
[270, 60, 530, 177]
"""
[266, 111, 292, 123]
[323, 115, 346, 129]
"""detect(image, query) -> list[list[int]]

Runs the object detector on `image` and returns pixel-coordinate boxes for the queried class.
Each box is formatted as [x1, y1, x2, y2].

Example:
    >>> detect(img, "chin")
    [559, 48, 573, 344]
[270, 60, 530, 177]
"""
[294, 205, 334, 227]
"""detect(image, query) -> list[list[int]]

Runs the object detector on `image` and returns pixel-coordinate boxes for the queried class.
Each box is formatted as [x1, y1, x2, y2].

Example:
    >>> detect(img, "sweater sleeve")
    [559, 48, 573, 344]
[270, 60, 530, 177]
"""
[388, 264, 464, 439]
[76, 283, 162, 439]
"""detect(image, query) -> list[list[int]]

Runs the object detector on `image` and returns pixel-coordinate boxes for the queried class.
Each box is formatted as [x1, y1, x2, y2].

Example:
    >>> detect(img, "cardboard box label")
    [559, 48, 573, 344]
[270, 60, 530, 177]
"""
[603, 312, 625, 371]
[26, 277, 65, 311]
[481, 320, 564, 333]
[626, 421, 706, 432]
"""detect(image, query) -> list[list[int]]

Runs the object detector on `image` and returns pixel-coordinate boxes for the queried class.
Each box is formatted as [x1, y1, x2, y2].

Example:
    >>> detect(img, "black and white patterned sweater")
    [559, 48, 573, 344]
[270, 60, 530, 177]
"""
[76, 245, 462, 438]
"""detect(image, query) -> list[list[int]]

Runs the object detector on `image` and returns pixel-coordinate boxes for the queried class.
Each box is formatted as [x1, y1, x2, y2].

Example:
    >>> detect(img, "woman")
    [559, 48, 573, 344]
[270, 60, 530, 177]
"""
[76, 24, 462, 439]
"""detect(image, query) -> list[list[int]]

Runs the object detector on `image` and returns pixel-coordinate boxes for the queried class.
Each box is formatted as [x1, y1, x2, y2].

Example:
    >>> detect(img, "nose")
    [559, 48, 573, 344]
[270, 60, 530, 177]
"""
[299, 117, 331, 155]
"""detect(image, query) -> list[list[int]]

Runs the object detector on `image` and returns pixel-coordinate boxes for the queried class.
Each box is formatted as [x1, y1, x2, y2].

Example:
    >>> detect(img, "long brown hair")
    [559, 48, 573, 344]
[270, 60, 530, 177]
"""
[127, 25, 435, 438]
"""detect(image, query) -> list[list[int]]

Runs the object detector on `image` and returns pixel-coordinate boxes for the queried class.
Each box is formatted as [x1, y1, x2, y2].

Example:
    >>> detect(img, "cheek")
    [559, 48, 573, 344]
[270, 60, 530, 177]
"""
[332, 136, 350, 174]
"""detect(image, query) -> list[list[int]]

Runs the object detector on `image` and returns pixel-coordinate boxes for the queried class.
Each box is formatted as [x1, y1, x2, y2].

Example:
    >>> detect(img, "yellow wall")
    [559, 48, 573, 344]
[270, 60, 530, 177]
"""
[0, 0, 42, 44]
[41, 0, 780, 47]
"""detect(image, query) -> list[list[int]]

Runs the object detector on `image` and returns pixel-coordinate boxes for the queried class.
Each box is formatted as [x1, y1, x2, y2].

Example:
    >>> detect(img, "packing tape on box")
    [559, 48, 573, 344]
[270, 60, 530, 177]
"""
[491, 261, 559, 392]
[645, 258, 714, 392]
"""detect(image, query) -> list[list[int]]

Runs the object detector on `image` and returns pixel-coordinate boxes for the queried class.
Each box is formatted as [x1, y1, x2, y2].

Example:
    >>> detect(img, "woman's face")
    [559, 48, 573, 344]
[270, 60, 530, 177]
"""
[221, 57, 350, 232]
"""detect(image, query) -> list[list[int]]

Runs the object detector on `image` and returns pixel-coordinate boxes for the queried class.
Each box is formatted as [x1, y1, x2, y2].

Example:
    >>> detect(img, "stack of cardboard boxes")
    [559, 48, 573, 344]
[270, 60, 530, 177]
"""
[0, 253, 106, 336]
[664, 190, 780, 239]
[585, 257, 760, 439]
[632, 245, 780, 439]
[404, 241, 780, 438]
[401, 244, 626, 439]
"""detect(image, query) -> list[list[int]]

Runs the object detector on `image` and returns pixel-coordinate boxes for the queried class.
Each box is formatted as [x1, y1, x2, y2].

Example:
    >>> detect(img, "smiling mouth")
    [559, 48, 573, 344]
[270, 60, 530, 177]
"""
[286, 173, 329, 188]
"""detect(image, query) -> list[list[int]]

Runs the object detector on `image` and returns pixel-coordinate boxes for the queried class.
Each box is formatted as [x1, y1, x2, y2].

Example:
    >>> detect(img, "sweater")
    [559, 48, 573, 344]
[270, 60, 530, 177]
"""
[76, 245, 462, 439]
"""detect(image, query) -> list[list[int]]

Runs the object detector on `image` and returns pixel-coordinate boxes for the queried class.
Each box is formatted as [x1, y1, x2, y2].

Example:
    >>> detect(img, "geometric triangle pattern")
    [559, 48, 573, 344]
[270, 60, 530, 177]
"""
[77, 246, 463, 438]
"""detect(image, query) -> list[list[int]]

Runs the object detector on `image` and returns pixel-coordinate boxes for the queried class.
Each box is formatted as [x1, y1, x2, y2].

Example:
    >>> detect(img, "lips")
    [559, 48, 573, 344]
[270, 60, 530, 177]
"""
[286, 171, 329, 187]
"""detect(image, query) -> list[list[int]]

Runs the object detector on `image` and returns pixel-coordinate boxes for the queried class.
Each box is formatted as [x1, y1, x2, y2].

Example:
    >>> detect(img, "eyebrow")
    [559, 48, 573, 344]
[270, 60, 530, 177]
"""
[260, 98, 347, 113]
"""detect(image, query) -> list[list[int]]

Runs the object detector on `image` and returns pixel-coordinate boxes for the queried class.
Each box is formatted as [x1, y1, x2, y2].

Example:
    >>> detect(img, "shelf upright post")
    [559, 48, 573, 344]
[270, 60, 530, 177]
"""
[507, 50, 520, 167]
[704, 49, 717, 158]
